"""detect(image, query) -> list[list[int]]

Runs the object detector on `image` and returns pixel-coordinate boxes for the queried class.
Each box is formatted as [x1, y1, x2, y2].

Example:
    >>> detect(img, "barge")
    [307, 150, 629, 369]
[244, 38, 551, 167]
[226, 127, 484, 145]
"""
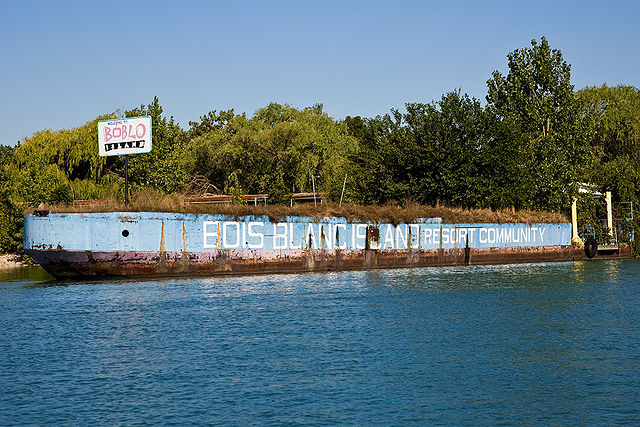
[23, 212, 629, 279]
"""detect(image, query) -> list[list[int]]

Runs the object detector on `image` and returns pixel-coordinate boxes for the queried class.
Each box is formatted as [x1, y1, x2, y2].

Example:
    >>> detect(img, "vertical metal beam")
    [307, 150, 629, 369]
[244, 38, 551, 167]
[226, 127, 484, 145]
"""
[571, 197, 583, 245]
[311, 175, 317, 207]
[125, 154, 129, 206]
[606, 191, 613, 237]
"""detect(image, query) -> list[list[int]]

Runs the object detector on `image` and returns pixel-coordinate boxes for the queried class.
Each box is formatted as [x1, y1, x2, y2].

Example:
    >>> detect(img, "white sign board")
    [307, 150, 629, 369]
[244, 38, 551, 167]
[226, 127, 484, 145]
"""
[98, 116, 152, 157]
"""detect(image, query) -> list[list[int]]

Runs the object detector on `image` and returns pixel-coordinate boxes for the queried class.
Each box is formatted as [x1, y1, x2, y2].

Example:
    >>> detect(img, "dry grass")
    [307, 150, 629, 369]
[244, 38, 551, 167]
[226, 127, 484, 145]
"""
[37, 190, 568, 224]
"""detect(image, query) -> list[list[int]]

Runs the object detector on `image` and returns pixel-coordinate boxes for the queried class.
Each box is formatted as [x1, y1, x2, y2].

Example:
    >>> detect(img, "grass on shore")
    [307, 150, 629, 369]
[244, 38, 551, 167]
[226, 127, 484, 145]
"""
[35, 190, 569, 224]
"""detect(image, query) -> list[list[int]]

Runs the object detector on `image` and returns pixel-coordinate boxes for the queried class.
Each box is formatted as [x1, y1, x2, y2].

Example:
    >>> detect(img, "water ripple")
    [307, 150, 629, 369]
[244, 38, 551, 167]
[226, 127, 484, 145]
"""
[1, 260, 639, 425]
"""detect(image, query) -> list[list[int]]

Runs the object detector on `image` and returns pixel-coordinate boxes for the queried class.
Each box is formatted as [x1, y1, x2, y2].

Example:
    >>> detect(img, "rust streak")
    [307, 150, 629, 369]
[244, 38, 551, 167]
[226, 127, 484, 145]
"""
[160, 222, 166, 252]
[181, 222, 188, 252]
[367, 226, 380, 243]
[454, 226, 458, 250]
[320, 226, 327, 250]
[25, 244, 632, 280]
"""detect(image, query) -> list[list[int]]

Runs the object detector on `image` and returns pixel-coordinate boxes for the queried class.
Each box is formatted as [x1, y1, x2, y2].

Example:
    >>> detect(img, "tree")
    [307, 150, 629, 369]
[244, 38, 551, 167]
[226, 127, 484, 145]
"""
[8, 116, 111, 183]
[184, 103, 359, 202]
[2, 116, 116, 204]
[0, 145, 13, 168]
[485, 36, 586, 210]
[577, 84, 640, 162]
[345, 111, 410, 204]
[487, 37, 576, 137]
[577, 84, 640, 204]
[0, 200, 22, 253]
[404, 91, 489, 207]
[0, 145, 21, 253]
[346, 92, 490, 207]
[188, 109, 236, 139]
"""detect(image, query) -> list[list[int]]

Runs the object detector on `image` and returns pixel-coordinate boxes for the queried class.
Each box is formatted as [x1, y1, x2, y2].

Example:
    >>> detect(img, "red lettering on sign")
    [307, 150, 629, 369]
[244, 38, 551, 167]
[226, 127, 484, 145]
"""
[102, 120, 148, 146]
[136, 124, 146, 138]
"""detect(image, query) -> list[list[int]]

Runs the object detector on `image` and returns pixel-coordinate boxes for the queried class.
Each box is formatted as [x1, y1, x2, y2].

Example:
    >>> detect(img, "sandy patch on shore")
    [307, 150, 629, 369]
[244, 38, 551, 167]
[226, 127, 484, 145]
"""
[0, 254, 25, 270]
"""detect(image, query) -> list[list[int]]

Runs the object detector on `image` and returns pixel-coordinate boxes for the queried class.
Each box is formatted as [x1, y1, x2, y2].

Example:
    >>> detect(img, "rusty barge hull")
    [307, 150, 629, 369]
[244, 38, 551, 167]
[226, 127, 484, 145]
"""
[23, 212, 628, 279]
[25, 245, 629, 279]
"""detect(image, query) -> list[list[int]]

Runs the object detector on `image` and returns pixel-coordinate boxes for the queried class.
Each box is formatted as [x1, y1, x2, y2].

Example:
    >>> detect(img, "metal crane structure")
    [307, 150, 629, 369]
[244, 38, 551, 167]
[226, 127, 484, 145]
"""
[571, 184, 633, 258]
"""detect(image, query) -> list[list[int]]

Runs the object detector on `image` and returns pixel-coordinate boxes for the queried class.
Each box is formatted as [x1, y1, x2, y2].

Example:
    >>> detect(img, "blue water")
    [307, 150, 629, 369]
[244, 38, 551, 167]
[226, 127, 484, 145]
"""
[1, 261, 639, 425]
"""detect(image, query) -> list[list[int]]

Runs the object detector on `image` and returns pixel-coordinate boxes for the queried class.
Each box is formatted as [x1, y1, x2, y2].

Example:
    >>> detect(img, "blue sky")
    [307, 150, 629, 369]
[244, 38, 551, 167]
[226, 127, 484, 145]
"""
[1, 0, 639, 146]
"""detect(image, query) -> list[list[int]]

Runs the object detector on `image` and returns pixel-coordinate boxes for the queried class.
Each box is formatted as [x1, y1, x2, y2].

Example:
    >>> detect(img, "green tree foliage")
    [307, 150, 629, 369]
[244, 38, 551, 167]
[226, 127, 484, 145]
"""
[347, 91, 489, 207]
[13, 116, 111, 181]
[0, 200, 22, 253]
[1, 115, 115, 205]
[577, 84, 640, 204]
[0, 145, 14, 197]
[487, 37, 575, 137]
[577, 85, 640, 160]
[405, 92, 490, 207]
[0, 145, 21, 253]
[2, 160, 71, 206]
[346, 111, 410, 204]
[184, 103, 359, 202]
[0, 145, 13, 168]
[188, 109, 236, 139]
[0, 97, 187, 206]
[486, 36, 586, 210]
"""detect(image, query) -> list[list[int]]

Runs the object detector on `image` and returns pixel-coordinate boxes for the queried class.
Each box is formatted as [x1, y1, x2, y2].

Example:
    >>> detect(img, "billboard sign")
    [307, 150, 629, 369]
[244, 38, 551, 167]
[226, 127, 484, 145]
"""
[98, 116, 152, 157]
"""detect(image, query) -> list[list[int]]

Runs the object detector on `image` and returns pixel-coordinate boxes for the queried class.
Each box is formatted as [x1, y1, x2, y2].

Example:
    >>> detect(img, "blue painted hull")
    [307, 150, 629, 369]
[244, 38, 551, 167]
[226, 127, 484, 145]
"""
[23, 212, 617, 279]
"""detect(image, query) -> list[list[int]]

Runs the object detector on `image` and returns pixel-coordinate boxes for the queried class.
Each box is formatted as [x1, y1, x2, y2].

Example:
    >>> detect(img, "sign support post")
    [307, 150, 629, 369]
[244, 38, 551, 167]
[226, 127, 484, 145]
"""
[125, 155, 129, 205]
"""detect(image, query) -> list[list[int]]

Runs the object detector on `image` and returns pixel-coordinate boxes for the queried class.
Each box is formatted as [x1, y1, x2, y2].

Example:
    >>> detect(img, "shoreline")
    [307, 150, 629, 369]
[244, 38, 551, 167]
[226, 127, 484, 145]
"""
[0, 254, 27, 270]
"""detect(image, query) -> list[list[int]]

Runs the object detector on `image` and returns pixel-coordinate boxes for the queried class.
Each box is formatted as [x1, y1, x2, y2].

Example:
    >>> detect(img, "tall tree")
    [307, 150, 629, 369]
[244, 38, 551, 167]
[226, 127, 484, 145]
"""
[404, 91, 489, 207]
[577, 84, 640, 204]
[347, 92, 490, 207]
[2, 116, 114, 204]
[485, 36, 585, 210]
[345, 110, 414, 204]
[577, 84, 640, 161]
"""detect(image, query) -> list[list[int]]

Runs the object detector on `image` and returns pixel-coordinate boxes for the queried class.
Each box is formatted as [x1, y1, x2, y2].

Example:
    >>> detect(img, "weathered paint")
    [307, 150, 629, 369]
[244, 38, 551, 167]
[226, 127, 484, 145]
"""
[23, 212, 628, 279]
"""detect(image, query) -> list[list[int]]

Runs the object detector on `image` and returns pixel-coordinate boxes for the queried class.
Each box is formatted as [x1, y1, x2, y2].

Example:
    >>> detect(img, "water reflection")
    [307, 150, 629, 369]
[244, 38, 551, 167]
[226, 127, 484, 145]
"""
[2, 259, 638, 293]
[572, 258, 637, 287]
[0, 266, 53, 285]
[362, 262, 585, 294]
[572, 260, 587, 284]
[603, 259, 622, 282]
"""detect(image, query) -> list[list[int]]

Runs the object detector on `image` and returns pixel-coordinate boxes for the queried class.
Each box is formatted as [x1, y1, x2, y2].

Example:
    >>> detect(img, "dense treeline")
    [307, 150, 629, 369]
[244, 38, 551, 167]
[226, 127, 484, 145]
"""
[2, 37, 640, 253]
